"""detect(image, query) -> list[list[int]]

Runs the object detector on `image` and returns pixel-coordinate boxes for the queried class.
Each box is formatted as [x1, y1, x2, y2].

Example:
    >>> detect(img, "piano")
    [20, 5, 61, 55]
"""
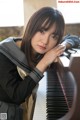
[33, 48, 80, 120]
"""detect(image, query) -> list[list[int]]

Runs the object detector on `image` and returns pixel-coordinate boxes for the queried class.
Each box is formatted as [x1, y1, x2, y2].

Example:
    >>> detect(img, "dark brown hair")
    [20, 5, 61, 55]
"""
[21, 7, 65, 68]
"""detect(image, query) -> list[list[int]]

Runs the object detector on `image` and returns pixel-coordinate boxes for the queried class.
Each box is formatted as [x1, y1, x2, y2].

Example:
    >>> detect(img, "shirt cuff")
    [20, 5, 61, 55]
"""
[29, 67, 44, 83]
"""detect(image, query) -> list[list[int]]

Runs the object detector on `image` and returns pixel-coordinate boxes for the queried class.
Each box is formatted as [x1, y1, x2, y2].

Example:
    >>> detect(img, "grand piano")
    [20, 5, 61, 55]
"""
[33, 48, 80, 120]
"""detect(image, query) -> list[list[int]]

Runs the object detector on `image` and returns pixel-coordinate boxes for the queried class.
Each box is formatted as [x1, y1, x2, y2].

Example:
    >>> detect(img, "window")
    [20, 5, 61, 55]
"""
[57, 0, 80, 24]
[0, 0, 24, 27]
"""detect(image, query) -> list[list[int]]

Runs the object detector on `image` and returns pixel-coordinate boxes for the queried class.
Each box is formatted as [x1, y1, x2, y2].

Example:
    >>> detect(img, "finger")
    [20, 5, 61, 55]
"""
[54, 44, 66, 51]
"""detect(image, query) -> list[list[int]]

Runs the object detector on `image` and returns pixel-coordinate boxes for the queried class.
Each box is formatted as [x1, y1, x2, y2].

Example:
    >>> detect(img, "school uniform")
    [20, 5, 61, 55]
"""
[0, 37, 43, 120]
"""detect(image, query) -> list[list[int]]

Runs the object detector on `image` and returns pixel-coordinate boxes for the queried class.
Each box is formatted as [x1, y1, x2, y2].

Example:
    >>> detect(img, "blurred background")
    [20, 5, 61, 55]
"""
[0, 0, 80, 41]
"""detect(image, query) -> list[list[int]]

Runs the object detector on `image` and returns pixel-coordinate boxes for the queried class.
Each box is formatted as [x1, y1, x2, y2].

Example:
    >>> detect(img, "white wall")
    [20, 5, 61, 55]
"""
[23, 0, 57, 29]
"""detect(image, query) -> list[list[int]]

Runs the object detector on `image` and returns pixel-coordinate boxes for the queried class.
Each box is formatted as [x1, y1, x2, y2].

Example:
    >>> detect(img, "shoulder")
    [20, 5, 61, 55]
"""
[0, 52, 16, 67]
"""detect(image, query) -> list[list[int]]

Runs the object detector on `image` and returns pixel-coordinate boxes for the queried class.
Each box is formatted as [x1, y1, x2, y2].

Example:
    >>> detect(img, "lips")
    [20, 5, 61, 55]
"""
[38, 45, 46, 50]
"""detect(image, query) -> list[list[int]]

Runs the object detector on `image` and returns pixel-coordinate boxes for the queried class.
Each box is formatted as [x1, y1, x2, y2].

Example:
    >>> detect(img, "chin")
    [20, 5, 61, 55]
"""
[34, 48, 46, 54]
[38, 50, 46, 54]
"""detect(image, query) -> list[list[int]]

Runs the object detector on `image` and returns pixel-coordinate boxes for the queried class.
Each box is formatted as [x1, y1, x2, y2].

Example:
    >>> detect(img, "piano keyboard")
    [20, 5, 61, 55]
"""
[46, 67, 68, 120]
[33, 72, 47, 120]
[33, 67, 69, 120]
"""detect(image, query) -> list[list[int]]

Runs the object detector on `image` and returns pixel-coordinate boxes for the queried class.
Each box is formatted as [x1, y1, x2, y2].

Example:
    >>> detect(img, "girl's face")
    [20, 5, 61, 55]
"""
[31, 24, 58, 54]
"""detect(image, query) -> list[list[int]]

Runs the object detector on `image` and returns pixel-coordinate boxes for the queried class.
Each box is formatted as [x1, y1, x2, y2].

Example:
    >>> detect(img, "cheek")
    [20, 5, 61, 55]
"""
[48, 40, 57, 49]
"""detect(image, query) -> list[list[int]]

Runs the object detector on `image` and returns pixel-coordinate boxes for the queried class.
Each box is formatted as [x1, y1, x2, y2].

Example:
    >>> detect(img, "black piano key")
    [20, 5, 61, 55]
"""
[46, 68, 69, 120]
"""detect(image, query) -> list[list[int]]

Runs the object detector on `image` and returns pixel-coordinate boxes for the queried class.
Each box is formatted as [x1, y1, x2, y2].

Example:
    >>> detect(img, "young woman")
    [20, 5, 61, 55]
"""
[0, 7, 65, 120]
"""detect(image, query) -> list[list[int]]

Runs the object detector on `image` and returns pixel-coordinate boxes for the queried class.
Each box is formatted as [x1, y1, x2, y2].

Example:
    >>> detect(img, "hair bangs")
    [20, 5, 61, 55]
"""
[39, 17, 55, 31]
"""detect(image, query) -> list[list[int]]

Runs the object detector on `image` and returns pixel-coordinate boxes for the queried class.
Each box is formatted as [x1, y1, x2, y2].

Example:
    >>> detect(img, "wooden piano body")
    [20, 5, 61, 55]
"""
[33, 49, 80, 120]
[56, 52, 80, 120]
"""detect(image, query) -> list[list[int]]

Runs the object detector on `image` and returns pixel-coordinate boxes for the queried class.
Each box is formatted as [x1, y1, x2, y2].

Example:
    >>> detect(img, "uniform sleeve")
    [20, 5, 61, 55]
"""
[62, 38, 79, 47]
[0, 53, 43, 104]
[61, 34, 80, 48]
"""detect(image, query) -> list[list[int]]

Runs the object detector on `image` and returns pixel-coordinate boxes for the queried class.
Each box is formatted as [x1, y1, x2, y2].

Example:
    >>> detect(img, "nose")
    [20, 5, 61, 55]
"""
[41, 34, 49, 45]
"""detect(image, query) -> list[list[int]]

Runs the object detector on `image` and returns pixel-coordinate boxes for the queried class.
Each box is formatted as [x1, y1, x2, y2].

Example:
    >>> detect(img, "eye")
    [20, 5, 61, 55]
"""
[52, 34, 59, 40]
[55, 36, 59, 40]
[39, 28, 46, 34]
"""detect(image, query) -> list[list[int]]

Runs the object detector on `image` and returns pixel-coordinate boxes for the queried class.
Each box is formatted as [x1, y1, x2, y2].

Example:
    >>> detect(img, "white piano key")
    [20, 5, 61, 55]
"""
[33, 72, 47, 120]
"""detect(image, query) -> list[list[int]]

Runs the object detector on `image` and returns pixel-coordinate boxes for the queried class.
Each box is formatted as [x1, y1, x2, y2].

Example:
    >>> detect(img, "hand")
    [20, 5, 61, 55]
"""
[42, 44, 65, 65]
[36, 44, 65, 73]
[54, 57, 59, 62]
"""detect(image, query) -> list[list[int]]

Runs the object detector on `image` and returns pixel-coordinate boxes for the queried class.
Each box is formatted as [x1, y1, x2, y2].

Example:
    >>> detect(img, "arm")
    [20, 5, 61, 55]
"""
[0, 53, 43, 104]
[36, 44, 65, 73]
